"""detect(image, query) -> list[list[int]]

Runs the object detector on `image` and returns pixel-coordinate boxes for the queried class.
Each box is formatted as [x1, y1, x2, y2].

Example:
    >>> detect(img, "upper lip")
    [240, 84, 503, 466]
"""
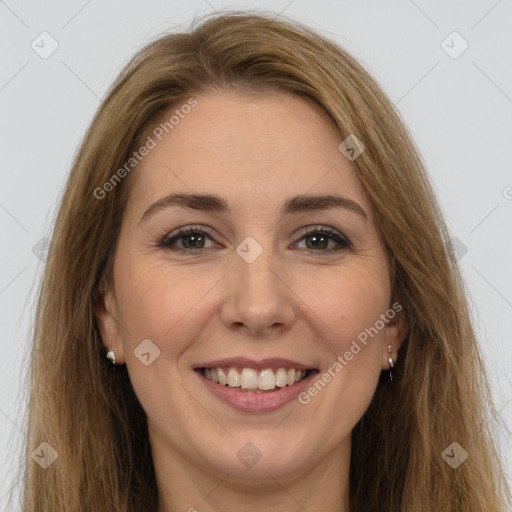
[194, 357, 315, 371]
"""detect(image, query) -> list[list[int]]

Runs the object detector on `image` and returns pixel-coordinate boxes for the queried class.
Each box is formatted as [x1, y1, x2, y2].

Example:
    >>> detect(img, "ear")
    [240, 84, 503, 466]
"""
[380, 303, 408, 370]
[94, 277, 126, 364]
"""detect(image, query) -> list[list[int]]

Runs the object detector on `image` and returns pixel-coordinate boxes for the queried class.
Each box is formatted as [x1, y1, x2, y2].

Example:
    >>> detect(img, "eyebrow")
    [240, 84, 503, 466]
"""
[139, 192, 367, 225]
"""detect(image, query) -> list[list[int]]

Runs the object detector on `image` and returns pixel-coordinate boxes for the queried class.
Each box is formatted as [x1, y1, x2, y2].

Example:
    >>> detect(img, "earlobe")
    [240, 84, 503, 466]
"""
[382, 308, 409, 370]
[94, 279, 125, 364]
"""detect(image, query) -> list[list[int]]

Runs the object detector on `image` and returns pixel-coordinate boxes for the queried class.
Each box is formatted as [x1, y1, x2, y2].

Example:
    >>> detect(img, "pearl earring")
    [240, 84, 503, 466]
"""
[106, 349, 116, 365]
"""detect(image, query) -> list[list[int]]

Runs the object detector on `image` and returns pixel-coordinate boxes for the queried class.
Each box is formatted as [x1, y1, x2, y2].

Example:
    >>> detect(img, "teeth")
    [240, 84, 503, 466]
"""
[275, 368, 288, 387]
[227, 368, 241, 387]
[240, 368, 258, 389]
[202, 367, 309, 391]
[218, 368, 228, 386]
[258, 369, 275, 390]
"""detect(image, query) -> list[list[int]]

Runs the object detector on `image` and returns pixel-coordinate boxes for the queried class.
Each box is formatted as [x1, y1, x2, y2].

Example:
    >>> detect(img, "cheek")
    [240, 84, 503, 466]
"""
[298, 260, 391, 421]
[113, 256, 221, 355]
[115, 247, 391, 353]
[112, 258, 212, 415]
[307, 260, 391, 351]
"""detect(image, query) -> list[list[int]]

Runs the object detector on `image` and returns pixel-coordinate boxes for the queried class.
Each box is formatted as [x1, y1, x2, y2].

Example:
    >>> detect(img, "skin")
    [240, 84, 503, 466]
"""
[96, 89, 408, 512]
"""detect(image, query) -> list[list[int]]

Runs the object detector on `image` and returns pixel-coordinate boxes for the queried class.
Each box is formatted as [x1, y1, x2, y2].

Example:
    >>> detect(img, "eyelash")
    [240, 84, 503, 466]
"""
[157, 224, 352, 256]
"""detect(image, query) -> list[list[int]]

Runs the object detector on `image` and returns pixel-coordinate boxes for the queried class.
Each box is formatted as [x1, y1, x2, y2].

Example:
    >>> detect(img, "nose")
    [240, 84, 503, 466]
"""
[220, 242, 296, 337]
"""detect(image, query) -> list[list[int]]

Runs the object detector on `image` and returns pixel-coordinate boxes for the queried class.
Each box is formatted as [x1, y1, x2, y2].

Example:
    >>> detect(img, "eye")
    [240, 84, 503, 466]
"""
[294, 226, 352, 255]
[157, 224, 352, 255]
[159, 225, 217, 254]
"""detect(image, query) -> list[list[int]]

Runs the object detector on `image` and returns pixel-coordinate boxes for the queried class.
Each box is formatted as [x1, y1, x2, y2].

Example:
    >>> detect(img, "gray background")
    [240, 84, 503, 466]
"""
[1, 0, 511, 508]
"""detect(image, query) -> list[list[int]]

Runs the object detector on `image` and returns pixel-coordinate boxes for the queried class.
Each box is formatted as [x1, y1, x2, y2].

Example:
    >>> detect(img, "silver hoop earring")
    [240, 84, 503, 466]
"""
[106, 350, 116, 365]
[388, 345, 394, 381]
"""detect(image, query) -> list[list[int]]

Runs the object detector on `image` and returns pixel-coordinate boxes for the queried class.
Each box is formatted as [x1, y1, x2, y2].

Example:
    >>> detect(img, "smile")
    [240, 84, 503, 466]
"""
[194, 358, 319, 412]
[201, 367, 310, 392]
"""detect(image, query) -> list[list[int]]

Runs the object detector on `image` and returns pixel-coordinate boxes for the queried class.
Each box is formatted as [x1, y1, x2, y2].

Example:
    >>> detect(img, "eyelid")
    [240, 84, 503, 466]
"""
[295, 225, 352, 251]
[159, 224, 218, 249]
[158, 224, 352, 253]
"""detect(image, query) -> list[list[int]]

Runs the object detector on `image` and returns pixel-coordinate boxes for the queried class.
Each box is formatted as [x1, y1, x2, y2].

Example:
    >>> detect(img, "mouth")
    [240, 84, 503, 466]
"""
[193, 358, 319, 412]
[197, 366, 314, 393]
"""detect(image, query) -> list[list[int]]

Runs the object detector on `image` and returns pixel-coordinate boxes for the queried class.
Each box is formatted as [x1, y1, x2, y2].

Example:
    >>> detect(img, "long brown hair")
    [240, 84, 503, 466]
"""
[14, 9, 510, 511]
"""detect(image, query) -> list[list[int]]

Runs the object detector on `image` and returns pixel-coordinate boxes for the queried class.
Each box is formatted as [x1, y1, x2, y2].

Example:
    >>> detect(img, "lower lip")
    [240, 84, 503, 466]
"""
[195, 370, 318, 413]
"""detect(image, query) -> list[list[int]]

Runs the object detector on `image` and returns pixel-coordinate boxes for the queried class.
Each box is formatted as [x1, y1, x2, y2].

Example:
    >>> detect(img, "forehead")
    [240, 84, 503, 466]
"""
[126, 89, 371, 217]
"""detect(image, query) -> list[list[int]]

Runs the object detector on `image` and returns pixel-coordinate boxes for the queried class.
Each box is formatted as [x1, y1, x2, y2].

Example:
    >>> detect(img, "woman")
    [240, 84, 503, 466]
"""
[18, 10, 510, 511]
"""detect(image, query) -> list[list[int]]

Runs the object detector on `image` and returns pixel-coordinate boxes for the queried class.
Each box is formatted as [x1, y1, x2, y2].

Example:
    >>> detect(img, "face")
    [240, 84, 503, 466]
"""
[96, 89, 407, 487]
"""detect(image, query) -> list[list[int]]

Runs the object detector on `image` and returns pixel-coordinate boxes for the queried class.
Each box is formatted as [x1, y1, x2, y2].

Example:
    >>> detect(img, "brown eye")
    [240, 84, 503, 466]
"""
[159, 226, 217, 253]
[158, 225, 352, 256]
[296, 226, 352, 254]
[177, 232, 206, 249]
